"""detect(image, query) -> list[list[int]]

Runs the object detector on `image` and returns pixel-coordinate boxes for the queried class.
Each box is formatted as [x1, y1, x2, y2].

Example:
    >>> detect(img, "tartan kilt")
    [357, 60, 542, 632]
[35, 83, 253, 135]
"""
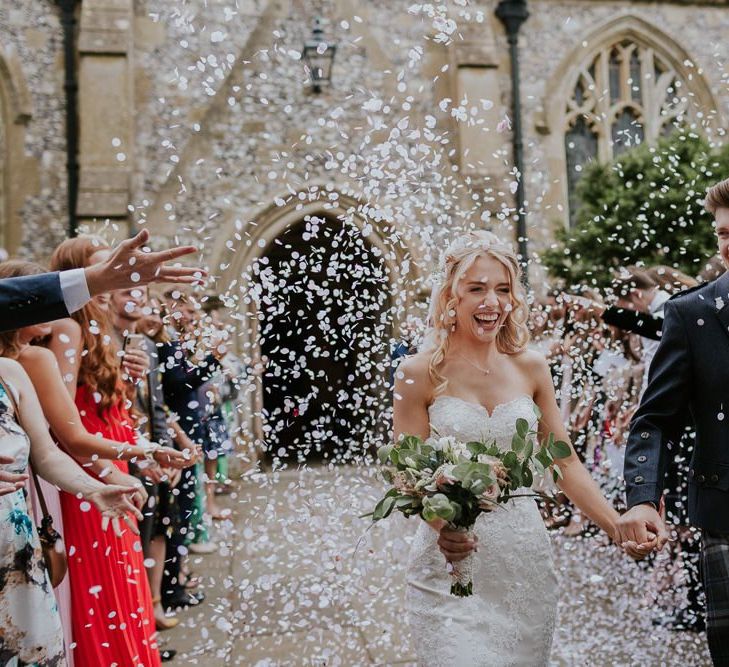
[702, 530, 729, 665]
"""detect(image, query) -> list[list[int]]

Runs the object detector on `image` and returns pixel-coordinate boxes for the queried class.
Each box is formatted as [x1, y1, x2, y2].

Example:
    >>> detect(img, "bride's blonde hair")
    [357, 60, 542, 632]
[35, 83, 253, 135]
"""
[427, 230, 530, 394]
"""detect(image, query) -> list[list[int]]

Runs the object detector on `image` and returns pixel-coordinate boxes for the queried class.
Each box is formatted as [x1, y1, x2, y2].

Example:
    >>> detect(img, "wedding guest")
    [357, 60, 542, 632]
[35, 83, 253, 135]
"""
[390, 315, 422, 384]
[159, 289, 224, 609]
[560, 294, 610, 536]
[138, 294, 208, 608]
[197, 300, 234, 519]
[611, 269, 672, 394]
[109, 284, 196, 634]
[0, 356, 141, 666]
[49, 237, 169, 666]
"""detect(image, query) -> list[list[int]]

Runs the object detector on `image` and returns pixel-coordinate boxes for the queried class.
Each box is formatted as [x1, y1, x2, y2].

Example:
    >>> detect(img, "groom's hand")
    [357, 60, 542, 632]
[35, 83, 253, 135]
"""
[616, 503, 669, 560]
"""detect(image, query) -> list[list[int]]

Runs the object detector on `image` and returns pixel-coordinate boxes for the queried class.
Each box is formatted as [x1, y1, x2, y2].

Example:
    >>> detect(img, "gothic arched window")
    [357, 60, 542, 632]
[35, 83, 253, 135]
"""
[564, 39, 689, 224]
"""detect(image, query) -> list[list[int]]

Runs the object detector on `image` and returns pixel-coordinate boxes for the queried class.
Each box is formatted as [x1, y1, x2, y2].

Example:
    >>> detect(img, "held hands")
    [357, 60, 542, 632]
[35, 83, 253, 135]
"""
[0, 455, 29, 496]
[86, 484, 144, 537]
[437, 525, 478, 563]
[615, 502, 670, 561]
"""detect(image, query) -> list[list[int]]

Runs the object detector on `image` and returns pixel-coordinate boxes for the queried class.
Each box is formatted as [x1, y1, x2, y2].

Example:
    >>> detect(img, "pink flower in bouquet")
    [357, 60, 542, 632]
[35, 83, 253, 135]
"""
[478, 454, 509, 486]
[434, 464, 457, 490]
[478, 483, 501, 511]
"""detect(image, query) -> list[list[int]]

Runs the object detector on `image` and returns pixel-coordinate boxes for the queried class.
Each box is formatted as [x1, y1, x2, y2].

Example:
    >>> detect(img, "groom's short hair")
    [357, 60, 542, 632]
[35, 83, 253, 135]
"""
[705, 177, 729, 214]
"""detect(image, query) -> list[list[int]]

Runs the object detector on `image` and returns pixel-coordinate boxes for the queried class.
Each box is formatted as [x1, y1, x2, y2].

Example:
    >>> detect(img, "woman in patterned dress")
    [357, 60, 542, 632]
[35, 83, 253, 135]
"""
[0, 357, 141, 666]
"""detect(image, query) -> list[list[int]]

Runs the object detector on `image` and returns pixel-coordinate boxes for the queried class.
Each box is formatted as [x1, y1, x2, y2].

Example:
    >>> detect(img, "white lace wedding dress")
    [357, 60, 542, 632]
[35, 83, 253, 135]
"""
[406, 395, 559, 667]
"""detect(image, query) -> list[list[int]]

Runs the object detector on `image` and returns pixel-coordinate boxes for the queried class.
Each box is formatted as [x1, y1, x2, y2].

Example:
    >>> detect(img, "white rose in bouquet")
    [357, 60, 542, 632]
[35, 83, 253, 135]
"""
[443, 439, 470, 463]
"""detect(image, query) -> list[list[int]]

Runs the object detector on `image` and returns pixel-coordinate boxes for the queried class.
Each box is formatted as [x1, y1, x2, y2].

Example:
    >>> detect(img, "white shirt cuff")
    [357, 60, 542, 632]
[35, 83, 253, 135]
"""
[59, 268, 91, 314]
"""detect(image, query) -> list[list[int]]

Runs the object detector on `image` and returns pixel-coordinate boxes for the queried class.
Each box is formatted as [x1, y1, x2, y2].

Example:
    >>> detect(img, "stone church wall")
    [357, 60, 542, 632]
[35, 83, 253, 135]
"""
[2, 0, 728, 271]
[0, 1, 68, 259]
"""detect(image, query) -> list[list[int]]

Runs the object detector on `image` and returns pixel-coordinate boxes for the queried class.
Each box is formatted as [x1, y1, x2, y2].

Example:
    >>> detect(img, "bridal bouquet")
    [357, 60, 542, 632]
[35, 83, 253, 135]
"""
[365, 409, 571, 596]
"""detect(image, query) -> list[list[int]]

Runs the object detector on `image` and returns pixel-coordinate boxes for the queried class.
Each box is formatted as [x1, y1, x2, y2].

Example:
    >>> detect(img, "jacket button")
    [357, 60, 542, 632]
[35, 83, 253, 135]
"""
[711, 474, 719, 483]
[698, 474, 706, 483]
[634, 475, 644, 483]
[640, 432, 650, 440]
[637, 455, 647, 463]
[689, 469, 695, 478]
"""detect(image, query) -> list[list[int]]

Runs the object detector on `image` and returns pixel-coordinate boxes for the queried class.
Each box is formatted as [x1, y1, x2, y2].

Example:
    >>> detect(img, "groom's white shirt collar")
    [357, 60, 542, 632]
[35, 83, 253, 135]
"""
[649, 290, 671, 317]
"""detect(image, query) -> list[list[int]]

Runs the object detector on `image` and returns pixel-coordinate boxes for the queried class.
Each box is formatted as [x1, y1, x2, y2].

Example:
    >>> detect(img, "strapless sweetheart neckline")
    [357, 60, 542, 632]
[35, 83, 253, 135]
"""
[429, 394, 533, 420]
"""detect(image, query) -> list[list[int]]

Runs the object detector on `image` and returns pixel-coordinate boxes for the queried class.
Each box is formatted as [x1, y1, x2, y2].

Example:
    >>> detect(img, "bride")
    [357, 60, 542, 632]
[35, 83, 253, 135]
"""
[393, 231, 647, 666]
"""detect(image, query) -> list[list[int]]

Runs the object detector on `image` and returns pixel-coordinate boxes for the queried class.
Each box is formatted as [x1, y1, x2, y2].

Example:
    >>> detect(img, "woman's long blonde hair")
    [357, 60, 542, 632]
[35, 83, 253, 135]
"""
[426, 231, 530, 394]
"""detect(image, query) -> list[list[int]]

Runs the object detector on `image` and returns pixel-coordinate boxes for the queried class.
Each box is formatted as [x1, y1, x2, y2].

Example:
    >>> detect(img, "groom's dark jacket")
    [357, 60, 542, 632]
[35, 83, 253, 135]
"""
[625, 271, 729, 533]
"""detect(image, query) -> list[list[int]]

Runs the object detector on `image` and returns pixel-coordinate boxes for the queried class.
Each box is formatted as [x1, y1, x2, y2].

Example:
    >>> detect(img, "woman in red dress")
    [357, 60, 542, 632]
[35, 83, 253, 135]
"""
[50, 237, 162, 667]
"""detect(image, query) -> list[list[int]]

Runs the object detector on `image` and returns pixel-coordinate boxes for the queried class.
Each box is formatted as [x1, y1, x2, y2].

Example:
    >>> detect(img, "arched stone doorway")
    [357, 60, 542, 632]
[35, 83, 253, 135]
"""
[255, 213, 390, 462]
[213, 190, 422, 465]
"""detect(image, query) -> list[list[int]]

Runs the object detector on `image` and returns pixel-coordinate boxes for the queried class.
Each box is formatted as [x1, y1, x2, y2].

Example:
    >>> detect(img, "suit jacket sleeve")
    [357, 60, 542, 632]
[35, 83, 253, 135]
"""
[624, 299, 691, 508]
[601, 306, 662, 340]
[0, 273, 69, 332]
[159, 341, 221, 397]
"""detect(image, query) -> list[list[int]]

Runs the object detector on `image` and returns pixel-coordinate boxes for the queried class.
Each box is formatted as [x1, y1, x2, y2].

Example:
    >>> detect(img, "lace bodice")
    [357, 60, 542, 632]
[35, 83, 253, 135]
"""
[429, 394, 538, 447]
[406, 393, 558, 667]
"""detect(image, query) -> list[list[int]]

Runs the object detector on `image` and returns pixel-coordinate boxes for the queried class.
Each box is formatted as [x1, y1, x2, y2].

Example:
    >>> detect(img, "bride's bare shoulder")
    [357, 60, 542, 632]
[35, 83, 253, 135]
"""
[396, 351, 430, 376]
[394, 352, 433, 398]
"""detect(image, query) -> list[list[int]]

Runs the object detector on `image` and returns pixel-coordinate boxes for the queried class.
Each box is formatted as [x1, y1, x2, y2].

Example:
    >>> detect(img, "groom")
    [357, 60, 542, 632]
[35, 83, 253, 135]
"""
[618, 177, 729, 665]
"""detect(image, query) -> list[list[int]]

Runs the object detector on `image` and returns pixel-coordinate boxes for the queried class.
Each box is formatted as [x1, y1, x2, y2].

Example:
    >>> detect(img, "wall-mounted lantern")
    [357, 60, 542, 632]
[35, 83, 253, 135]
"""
[302, 18, 336, 93]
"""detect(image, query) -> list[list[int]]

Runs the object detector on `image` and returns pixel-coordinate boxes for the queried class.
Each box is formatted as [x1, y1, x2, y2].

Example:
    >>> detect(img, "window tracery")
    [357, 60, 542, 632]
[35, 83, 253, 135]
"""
[564, 40, 690, 224]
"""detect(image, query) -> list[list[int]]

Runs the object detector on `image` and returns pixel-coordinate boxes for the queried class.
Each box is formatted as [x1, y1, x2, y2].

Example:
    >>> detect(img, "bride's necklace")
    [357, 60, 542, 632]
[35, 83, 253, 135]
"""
[455, 352, 492, 375]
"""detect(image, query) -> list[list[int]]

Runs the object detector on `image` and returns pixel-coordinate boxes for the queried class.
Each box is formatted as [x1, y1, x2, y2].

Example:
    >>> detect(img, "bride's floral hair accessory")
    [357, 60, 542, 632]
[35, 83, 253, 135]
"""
[422, 230, 530, 393]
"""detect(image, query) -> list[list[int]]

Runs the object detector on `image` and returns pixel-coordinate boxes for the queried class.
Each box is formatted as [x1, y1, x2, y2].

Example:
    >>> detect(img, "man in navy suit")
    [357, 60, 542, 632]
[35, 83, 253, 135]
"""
[0, 229, 204, 332]
[618, 177, 729, 665]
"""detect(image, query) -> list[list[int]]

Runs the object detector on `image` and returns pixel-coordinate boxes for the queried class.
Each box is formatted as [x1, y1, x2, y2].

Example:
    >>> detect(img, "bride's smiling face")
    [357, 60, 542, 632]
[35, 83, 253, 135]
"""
[454, 254, 512, 341]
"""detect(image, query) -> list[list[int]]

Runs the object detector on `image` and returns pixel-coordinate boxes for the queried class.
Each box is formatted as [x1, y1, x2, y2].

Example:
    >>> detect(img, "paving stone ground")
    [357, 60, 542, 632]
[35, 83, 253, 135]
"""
[161, 464, 711, 667]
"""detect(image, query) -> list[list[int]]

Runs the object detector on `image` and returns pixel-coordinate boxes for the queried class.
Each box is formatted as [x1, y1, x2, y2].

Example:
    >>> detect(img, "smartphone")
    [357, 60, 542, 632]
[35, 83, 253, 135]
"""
[123, 333, 146, 352]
